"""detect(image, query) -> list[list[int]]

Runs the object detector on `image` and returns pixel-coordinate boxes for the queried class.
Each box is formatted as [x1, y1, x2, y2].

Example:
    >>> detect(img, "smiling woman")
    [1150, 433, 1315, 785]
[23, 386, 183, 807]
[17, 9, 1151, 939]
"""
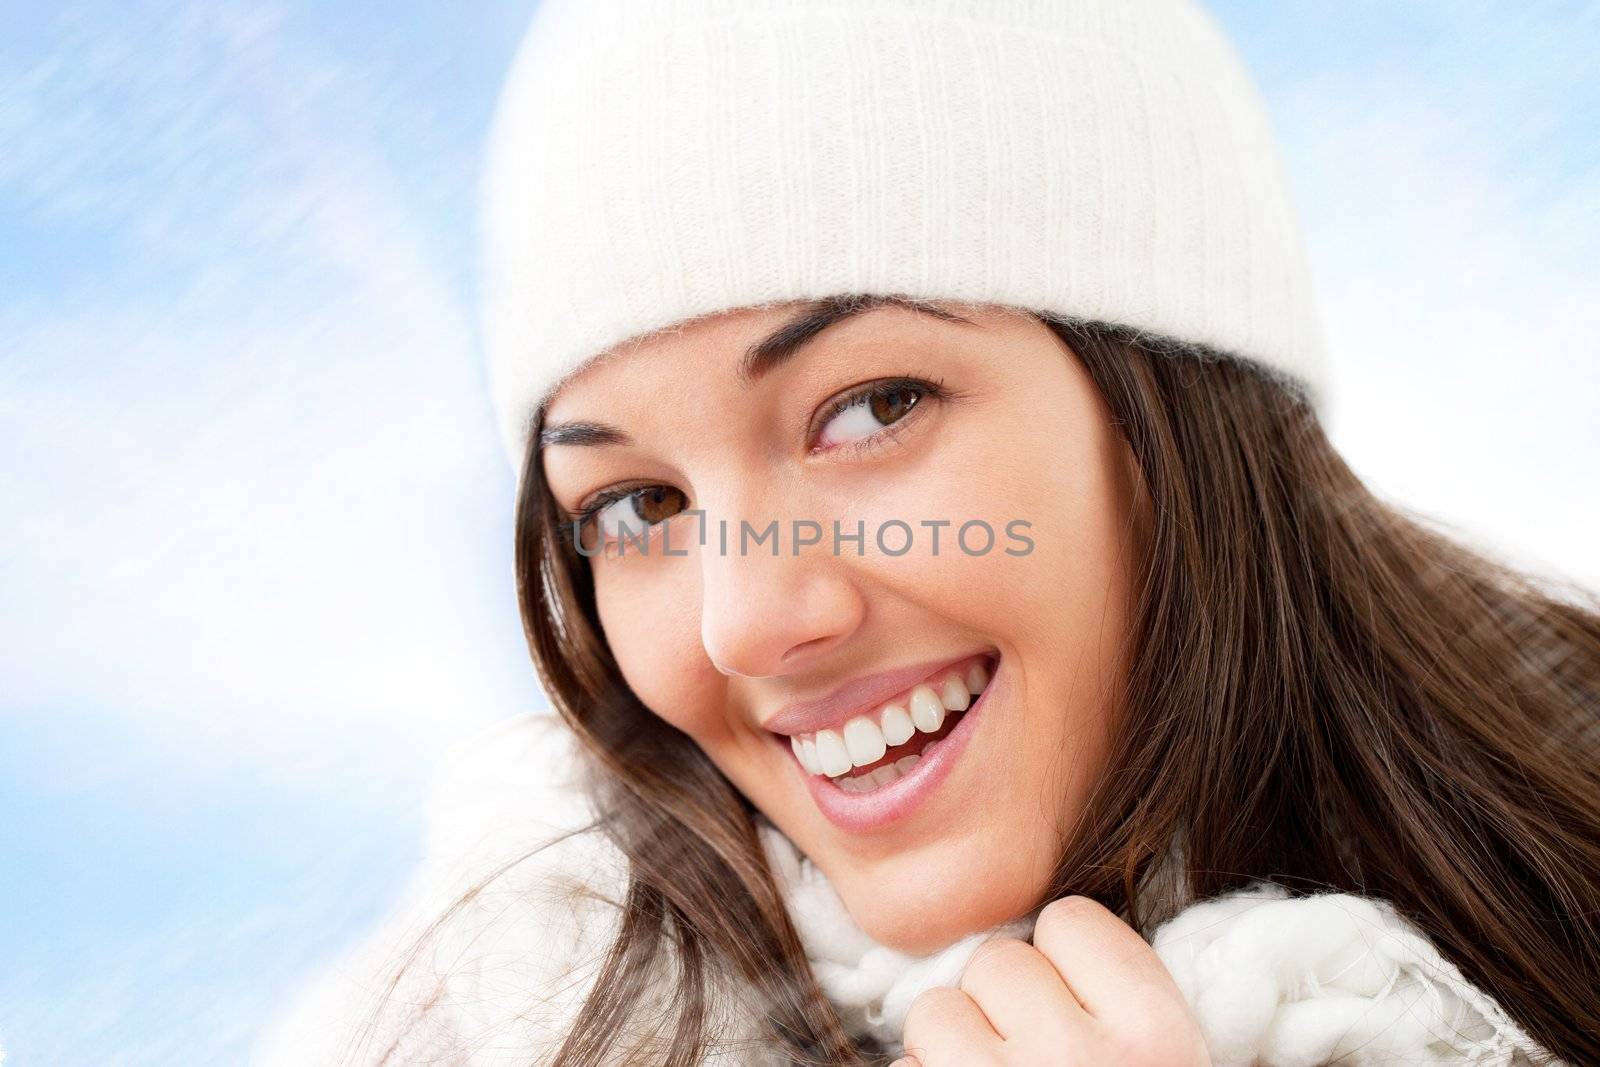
[254, 0, 1600, 1064]
[537, 300, 1143, 956]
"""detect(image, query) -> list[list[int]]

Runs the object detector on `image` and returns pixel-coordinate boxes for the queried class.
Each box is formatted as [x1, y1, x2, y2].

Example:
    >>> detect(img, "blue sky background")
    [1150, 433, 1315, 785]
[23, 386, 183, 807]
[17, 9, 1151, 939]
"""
[1, 2, 1595, 1062]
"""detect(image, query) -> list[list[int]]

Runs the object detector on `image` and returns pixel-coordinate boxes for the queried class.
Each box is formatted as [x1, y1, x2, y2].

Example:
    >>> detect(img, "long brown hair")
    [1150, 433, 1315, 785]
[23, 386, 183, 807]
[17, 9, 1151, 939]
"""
[371, 309, 1600, 1065]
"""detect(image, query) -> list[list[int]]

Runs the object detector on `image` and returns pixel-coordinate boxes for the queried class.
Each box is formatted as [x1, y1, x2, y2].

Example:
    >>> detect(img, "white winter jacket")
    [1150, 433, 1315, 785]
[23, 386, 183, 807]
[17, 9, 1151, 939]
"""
[251, 713, 1556, 1066]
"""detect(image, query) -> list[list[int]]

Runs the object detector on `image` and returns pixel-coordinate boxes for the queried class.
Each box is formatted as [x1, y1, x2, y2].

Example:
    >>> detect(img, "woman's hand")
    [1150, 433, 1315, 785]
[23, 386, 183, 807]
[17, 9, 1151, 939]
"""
[891, 896, 1211, 1067]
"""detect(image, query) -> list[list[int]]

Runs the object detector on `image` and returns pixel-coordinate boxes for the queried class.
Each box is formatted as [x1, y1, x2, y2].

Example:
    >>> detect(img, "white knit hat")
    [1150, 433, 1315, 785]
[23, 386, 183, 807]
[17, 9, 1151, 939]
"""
[479, 0, 1330, 478]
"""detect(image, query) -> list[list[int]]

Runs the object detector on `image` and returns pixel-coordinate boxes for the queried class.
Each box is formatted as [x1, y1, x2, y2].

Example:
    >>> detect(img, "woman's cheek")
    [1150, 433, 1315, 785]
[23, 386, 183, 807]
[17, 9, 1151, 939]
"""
[594, 563, 720, 738]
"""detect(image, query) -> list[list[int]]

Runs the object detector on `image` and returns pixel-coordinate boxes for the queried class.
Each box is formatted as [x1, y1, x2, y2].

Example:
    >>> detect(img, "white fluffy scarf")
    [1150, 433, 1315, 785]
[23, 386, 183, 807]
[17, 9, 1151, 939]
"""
[754, 817, 1555, 1066]
[249, 713, 1568, 1067]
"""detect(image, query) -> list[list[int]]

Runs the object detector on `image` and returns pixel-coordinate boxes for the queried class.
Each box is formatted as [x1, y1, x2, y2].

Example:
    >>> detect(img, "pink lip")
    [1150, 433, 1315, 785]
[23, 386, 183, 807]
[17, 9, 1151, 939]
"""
[761, 650, 995, 737]
[774, 654, 1003, 834]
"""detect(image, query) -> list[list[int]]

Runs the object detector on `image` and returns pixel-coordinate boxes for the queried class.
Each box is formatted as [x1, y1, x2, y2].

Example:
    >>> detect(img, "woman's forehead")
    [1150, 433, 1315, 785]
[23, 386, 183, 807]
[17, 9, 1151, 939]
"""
[542, 296, 1014, 423]
[542, 303, 800, 422]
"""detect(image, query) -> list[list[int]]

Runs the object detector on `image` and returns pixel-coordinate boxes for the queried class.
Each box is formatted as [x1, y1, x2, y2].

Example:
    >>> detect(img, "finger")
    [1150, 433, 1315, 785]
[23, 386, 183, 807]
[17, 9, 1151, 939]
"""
[1030, 896, 1187, 1023]
[959, 935, 1086, 1040]
[901, 985, 1000, 1065]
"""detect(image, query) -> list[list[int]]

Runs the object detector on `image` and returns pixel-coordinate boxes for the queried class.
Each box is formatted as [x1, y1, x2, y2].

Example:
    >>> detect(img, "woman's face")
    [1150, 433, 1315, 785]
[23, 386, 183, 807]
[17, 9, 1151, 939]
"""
[541, 299, 1148, 954]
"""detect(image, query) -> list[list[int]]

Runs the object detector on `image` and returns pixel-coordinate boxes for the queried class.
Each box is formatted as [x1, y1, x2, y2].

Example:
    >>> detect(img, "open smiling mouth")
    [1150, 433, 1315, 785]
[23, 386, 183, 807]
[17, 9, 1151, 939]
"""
[769, 652, 1000, 832]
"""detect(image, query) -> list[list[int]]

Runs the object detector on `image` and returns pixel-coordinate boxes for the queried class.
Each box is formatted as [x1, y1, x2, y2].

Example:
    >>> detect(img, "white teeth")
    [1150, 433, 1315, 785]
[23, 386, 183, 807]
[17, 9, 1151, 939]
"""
[842, 714, 887, 767]
[879, 703, 915, 746]
[788, 659, 994, 779]
[825, 746, 931, 794]
[867, 764, 899, 788]
[908, 684, 946, 734]
[965, 660, 990, 695]
[813, 729, 853, 777]
[836, 759, 909, 794]
[939, 675, 970, 712]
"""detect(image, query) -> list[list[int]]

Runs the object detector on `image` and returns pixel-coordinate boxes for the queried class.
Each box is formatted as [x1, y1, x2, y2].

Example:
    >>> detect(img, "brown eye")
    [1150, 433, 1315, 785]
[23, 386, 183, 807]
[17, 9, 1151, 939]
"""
[817, 380, 932, 449]
[591, 485, 688, 545]
[870, 385, 921, 424]
[634, 486, 685, 524]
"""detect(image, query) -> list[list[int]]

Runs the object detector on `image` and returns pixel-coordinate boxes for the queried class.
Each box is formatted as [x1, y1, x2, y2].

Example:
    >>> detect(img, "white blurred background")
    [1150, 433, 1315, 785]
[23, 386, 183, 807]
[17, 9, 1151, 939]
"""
[1, 2, 1595, 1062]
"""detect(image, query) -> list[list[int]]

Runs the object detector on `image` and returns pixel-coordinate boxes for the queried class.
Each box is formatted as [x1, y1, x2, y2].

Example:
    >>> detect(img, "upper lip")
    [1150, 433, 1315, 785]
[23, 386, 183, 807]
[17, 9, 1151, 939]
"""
[760, 651, 993, 737]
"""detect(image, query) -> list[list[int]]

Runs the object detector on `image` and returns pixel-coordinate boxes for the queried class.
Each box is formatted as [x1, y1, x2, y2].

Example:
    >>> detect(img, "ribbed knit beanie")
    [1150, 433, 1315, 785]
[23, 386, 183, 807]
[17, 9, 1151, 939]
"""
[479, 0, 1330, 479]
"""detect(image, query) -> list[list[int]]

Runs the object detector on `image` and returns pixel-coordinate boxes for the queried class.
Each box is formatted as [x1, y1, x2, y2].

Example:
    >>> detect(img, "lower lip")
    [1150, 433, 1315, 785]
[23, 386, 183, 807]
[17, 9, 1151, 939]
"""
[786, 656, 1001, 834]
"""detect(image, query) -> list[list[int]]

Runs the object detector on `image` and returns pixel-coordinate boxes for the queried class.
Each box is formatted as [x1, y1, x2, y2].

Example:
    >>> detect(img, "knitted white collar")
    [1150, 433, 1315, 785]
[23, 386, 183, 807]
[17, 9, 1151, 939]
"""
[752, 815, 1554, 1066]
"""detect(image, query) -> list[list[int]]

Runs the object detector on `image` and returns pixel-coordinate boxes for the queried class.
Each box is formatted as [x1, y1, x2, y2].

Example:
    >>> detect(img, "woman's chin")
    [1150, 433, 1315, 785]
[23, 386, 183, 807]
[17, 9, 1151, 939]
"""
[809, 826, 1052, 955]
[839, 873, 1031, 957]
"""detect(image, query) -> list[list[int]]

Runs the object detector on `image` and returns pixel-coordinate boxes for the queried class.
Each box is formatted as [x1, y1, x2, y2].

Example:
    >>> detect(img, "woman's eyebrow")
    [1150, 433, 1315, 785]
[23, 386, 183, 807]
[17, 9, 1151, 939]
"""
[738, 294, 975, 387]
[539, 295, 974, 449]
[539, 421, 632, 448]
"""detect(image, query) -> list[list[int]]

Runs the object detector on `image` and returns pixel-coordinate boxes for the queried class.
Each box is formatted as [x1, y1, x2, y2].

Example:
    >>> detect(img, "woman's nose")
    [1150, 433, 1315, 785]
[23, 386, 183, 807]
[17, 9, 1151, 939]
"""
[698, 525, 866, 679]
